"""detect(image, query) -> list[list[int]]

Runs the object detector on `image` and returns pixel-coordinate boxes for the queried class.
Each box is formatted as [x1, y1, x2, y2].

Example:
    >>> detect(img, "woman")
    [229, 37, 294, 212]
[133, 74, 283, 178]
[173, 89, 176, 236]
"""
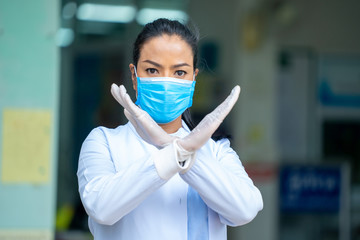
[77, 18, 263, 240]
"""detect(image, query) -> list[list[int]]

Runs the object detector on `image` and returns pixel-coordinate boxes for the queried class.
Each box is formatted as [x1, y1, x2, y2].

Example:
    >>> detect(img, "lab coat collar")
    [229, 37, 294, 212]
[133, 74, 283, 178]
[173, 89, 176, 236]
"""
[125, 120, 191, 140]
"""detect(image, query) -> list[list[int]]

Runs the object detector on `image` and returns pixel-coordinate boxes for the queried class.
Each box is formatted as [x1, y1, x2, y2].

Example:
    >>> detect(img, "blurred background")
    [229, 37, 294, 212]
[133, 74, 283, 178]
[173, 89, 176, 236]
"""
[0, 0, 360, 239]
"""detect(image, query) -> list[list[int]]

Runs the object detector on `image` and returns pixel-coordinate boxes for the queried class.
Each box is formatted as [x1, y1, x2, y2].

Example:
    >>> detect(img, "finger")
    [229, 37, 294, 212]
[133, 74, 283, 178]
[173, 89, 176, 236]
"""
[179, 86, 241, 152]
[111, 84, 145, 119]
[111, 84, 126, 106]
[118, 85, 135, 111]
[195, 85, 240, 129]
[207, 85, 240, 123]
[119, 85, 145, 118]
[197, 85, 240, 132]
[226, 85, 241, 109]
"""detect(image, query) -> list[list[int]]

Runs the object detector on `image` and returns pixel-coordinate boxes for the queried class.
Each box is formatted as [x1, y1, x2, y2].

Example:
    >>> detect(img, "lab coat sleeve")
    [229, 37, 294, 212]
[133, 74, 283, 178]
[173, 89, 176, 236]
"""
[77, 127, 183, 225]
[180, 138, 263, 226]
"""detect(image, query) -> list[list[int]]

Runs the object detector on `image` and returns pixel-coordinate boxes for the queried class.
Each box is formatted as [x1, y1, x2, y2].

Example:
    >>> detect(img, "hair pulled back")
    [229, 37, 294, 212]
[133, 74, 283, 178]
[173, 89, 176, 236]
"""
[132, 18, 199, 130]
[132, 18, 199, 69]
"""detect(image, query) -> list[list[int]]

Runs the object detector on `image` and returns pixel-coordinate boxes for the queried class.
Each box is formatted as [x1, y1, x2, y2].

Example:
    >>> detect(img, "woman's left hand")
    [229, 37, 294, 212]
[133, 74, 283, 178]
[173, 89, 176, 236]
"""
[111, 84, 176, 148]
[178, 86, 240, 152]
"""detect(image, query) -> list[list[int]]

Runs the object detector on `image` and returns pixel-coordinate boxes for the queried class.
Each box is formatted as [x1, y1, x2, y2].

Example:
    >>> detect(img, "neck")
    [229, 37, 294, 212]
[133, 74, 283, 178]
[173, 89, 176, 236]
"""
[159, 116, 182, 134]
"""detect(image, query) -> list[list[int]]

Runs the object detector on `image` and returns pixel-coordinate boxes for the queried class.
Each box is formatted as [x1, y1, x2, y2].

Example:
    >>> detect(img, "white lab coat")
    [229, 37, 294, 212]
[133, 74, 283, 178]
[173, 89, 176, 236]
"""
[77, 121, 263, 240]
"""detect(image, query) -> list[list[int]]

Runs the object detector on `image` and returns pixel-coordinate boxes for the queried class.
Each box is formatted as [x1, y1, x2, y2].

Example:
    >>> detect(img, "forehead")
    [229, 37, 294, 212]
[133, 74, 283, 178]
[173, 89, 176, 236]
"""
[139, 34, 194, 63]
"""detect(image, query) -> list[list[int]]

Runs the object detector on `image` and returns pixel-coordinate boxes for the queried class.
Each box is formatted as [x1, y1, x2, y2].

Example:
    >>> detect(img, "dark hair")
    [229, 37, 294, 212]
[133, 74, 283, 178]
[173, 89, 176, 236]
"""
[132, 18, 199, 130]
[133, 18, 199, 69]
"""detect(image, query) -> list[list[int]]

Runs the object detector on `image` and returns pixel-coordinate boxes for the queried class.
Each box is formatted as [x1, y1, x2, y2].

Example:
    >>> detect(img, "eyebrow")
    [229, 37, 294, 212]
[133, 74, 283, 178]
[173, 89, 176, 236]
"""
[142, 60, 191, 68]
[142, 60, 162, 67]
[173, 63, 191, 68]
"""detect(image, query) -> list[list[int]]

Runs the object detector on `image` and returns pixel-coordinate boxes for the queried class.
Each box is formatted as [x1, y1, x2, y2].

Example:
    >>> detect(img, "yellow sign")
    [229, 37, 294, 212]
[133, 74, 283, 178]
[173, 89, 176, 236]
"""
[0, 229, 53, 240]
[1, 109, 52, 183]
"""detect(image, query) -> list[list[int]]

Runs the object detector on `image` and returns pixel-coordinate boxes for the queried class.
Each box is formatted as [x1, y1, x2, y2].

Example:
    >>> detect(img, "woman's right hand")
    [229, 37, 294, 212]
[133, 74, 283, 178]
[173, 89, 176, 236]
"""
[111, 84, 240, 153]
[111, 83, 240, 177]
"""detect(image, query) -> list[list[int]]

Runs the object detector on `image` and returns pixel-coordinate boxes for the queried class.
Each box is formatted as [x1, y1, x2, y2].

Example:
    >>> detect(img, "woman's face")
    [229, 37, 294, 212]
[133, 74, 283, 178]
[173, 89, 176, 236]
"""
[130, 34, 198, 93]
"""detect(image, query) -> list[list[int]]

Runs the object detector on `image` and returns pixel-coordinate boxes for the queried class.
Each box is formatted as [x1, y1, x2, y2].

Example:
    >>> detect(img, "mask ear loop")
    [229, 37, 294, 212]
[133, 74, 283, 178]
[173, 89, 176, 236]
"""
[133, 65, 138, 78]
[133, 65, 140, 101]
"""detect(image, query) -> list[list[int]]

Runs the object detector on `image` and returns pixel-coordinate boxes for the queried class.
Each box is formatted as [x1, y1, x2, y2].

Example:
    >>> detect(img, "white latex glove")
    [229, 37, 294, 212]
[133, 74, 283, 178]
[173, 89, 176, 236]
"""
[111, 84, 176, 148]
[111, 83, 240, 177]
[111, 84, 192, 179]
[178, 85, 241, 152]
[111, 83, 240, 152]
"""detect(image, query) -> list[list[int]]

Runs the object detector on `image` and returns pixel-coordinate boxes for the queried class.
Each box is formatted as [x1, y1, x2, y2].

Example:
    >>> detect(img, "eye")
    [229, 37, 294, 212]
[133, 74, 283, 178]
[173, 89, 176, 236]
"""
[175, 70, 186, 77]
[146, 68, 158, 74]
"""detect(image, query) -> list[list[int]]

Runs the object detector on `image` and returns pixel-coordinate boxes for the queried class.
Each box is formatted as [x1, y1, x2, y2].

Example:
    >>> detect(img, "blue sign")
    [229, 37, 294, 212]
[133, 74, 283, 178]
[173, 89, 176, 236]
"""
[280, 165, 341, 213]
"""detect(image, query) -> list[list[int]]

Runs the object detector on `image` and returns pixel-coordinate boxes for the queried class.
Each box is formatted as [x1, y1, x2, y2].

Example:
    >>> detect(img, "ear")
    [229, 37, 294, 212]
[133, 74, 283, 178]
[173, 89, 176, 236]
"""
[129, 63, 137, 93]
[194, 68, 199, 78]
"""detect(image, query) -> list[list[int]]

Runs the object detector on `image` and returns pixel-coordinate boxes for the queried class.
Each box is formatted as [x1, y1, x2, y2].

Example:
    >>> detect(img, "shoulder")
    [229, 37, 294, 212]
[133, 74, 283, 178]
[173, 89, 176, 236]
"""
[202, 137, 239, 161]
[204, 137, 231, 151]
[85, 122, 133, 142]
[80, 122, 138, 159]
[214, 138, 234, 154]
[198, 138, 232, 154]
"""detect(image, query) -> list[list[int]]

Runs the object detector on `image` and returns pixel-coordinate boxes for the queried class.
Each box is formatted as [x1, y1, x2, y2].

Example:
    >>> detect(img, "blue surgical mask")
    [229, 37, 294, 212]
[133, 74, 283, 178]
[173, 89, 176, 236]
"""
[134, 66, 196, 124]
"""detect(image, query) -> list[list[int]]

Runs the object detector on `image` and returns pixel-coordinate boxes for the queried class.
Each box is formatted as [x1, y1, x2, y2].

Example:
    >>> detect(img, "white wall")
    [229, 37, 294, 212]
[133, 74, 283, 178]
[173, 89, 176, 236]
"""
[0, 1, 59, 239]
